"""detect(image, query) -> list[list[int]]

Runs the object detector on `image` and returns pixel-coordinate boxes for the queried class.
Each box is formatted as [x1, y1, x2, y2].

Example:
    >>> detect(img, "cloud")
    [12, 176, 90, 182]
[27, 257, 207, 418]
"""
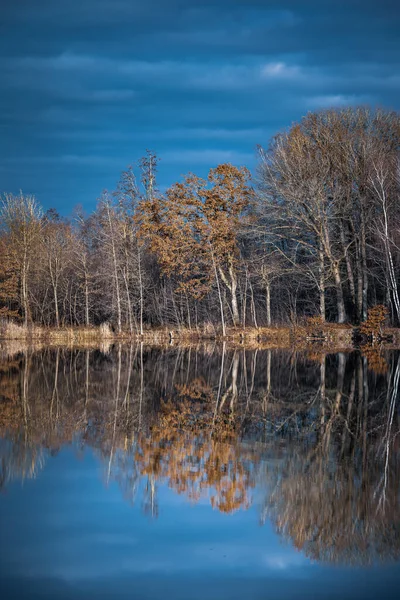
[261, 62, 301, 79]
[263, 553, 307, 571]
[41, 127, 264, 143]
[4, 53, 264, 92]
[305, 94, 374, 109]
[3, 51, 320, 96]
[162, 149, 254, 166]
[9, 53, 103, 71]
[5, 50, 400, 103]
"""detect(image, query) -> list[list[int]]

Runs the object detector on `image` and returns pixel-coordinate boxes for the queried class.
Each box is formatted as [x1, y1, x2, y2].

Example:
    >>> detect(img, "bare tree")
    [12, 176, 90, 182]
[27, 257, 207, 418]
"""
[0, 193, 42, 325]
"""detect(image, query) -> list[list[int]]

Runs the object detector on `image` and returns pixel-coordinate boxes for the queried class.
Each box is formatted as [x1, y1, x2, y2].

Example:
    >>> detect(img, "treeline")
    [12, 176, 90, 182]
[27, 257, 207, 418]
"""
[1, 106, 400, 331]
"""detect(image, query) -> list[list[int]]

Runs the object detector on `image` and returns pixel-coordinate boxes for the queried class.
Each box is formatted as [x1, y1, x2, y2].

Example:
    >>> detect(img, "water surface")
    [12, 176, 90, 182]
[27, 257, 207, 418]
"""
[0, 345, 399, 599]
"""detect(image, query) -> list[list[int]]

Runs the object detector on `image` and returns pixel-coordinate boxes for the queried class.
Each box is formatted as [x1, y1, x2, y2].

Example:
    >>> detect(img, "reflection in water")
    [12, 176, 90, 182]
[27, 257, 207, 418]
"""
[0, 345, 399, 565]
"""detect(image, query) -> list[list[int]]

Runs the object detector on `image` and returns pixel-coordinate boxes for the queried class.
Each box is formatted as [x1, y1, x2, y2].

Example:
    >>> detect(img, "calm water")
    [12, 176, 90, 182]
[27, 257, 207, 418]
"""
[0, 344, 399, 599]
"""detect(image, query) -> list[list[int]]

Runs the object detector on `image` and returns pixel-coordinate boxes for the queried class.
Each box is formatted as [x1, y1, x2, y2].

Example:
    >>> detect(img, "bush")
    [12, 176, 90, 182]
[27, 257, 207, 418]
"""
[359, 305, 389, 339]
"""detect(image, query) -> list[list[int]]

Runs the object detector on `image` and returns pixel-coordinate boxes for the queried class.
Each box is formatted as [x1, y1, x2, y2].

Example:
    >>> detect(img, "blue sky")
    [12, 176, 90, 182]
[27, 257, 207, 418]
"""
[1, 0, 400, 213]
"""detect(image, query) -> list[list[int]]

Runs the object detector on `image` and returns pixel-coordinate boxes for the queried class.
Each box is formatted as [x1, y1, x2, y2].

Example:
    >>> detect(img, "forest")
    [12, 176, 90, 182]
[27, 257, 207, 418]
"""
[1, 106, 400, 333]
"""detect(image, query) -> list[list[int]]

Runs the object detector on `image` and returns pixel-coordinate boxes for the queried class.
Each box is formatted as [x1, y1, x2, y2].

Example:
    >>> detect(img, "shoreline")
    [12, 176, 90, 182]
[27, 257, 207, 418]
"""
[1, 322, 400, 352]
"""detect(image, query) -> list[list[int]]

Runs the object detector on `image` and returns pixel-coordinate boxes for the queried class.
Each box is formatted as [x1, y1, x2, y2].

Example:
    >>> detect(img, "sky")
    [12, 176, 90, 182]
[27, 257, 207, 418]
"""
[1, 0, 400, 214]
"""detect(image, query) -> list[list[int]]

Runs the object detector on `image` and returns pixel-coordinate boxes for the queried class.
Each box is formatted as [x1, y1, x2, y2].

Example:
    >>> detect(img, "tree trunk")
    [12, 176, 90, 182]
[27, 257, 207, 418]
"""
[332, 261, 346, 323]
[340, 221, 356, 316]
[84, 272, 90, 326]
[229, 265, 240, 327]
[49, 260, 60, 328]
[380, 188, 400, 324]
[360, 206, 368, 321]
[266, 280, 271, 327]
[138, 244, 144, 336]
[21, 251, 30, 326]
[318, 245, 325, 321]
[53, 283, 59, 327]
[22, 268, 27, 326]
[105, 204, 122, 334]
[212, 254, 226, 336]
[122, 268, 133, 334]
[248, 275, 258, 328]
[356, 240, 363, 323]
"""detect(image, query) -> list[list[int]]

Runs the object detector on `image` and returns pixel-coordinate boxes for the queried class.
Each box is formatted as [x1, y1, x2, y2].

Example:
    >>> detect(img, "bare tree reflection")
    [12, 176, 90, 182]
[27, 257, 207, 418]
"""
[0, 345, 399, 564]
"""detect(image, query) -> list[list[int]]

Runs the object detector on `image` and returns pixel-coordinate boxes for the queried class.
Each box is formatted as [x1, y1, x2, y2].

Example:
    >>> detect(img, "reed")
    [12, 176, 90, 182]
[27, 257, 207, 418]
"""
[0, 318, 397, 350]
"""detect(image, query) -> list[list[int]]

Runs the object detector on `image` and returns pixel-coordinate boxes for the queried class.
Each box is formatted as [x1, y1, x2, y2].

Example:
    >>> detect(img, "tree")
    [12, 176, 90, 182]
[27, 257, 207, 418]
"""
[116, 151, 159, 335]
[96, 193, 124, 334]
[139, 163, 252, 331]
[258, 107, 400, 324]
[0, 193, 42, 325]
[0, 236, 19, 319]
[72, 209, 96, 327]
[41, 211, 72, 327]
[368, 150, 400, 324]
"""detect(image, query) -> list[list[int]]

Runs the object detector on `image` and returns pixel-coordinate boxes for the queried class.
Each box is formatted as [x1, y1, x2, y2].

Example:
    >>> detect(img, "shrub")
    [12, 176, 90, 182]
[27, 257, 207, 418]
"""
[359, 305, 389, 339]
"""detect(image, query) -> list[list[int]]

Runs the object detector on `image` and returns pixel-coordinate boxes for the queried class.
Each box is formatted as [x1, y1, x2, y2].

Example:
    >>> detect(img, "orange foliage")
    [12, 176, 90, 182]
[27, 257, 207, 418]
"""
[137, 163, 252, 300]
[360, 305, 389, 339]
[135, 397, 257, 513]
[361, 346, 388, 375]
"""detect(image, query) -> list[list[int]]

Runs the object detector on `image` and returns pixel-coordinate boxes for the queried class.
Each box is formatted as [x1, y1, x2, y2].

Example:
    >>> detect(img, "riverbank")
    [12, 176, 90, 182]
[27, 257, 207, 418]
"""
[1, 320, 400, 349]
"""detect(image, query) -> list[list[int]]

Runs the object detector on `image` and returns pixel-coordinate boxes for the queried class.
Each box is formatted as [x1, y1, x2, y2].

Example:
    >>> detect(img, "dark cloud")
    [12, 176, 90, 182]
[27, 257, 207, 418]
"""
[1, 0, 399, 212]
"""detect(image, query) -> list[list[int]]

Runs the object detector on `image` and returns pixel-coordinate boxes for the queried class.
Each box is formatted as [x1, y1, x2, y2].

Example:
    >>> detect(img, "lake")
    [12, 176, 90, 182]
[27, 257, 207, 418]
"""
[0, 344, 399, 599]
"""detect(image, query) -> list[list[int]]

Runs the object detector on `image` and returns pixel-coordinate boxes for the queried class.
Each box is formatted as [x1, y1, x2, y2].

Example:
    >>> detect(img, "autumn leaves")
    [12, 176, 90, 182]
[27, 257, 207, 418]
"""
[139, 163, 252, 331]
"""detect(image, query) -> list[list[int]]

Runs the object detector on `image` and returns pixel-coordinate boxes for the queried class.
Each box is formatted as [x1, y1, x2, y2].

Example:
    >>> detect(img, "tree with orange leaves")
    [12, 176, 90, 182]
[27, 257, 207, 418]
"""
[139, 163, 252, 331]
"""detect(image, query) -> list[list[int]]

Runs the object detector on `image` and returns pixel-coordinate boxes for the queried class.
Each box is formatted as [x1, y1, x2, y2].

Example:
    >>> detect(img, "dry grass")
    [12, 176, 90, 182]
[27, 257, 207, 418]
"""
[0, 318, 398, 352]
[0, 320, 115, 343]
[0, 320, 32, 340]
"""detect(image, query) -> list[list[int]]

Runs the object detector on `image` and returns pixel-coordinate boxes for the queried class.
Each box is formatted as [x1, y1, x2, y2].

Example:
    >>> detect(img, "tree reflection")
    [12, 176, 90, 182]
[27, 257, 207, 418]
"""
[0, 345, 399, 564]
[259, 353, 400, 564]
[133, 393, 257, 513]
